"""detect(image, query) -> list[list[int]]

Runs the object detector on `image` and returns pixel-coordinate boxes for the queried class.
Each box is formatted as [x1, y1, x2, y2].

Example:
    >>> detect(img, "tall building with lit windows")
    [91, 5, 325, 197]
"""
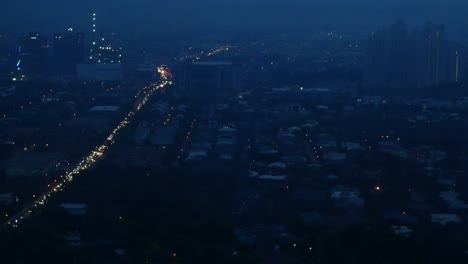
[444, 43, 467, 84]
[411, 23, 450, 88]
[88, 13, 123, 65]
[17, 32, 49, 79]
[78, 13, 124, 80]
[54, 28, 85, 75]
[92, 37, 123, 65]
[364, 22, 466, 89]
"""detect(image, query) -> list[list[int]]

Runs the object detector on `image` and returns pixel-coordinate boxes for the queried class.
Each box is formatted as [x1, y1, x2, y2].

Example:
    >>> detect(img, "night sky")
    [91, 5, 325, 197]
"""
[2, 0, 468, 36]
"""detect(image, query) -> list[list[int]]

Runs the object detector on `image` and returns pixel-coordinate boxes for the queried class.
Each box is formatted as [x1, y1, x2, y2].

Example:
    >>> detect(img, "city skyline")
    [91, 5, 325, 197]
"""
[2, 1, 468, 37]
[1, 2, 468, 263]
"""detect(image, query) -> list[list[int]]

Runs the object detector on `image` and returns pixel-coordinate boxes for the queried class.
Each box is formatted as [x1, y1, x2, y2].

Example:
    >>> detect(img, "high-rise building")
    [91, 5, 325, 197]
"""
[0, 34, 13, 79]
[78, 13, 124, 81]
[0, 34, 10, 59]
[53, 28, 85, 75]
[364, 22, 465, 89]
[449, 44, 467, 83]
[92, 37, 123, 64]
[412, 23, 450, 88]
[17, 32, 49, 78]
[363, 21, 410, 88]
[88, 13, 123, 65]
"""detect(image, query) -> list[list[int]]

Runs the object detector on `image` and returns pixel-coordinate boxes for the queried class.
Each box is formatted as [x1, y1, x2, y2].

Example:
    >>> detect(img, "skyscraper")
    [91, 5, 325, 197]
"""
[364, 22, 464, 89]
[54, 28, 85, 75]
[17, 32, 49, 78]
[363, 21, 410, 89]
[77, 13, 124, 81]
[412, 23, 450, 88]
[0, 34, 9, 59]
[445, 43, 467, 84]
[88, 13, 123, 65]
[0, 34, 13, 79]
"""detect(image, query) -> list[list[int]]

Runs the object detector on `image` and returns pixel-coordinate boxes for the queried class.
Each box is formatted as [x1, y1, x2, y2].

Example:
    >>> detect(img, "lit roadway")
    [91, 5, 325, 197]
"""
[178, 45, 237, 62]
[5, 66, 172, 228]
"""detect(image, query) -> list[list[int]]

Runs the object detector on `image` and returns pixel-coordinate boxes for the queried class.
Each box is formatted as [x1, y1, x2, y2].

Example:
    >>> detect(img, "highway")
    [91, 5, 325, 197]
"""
[5, 66, 172, 228]
[178, 45, 237, 62]
[4, 44, 234, 228]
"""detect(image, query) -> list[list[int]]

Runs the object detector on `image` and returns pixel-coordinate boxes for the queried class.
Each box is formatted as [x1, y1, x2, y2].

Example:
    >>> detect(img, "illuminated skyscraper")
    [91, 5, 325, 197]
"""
[77, 13, 124, 80]
[446, 43, 467, 84]
[89, 13, 98, 62]
[17, 32, 49, 78]
[88, 13, 123, 65]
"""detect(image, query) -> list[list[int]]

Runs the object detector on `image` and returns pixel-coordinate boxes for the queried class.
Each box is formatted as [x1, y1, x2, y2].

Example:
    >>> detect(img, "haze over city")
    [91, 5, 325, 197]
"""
[0, 1, 468, 263]
[2, 0, 468, 36]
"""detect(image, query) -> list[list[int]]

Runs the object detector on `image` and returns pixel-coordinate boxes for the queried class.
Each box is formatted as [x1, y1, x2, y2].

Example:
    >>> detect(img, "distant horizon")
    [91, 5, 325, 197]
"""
[1, 0, 468, 39]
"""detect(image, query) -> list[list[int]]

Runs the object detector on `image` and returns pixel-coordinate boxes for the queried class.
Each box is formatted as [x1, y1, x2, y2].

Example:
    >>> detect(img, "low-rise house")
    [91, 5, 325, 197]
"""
[60, 203, 88, 216]
[439, 191, 468, 210]
[431, 214, 462, 225]
[258, 175, 288, 182]
[330, 185, 364, 209]
[392, 225, 413, 237]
